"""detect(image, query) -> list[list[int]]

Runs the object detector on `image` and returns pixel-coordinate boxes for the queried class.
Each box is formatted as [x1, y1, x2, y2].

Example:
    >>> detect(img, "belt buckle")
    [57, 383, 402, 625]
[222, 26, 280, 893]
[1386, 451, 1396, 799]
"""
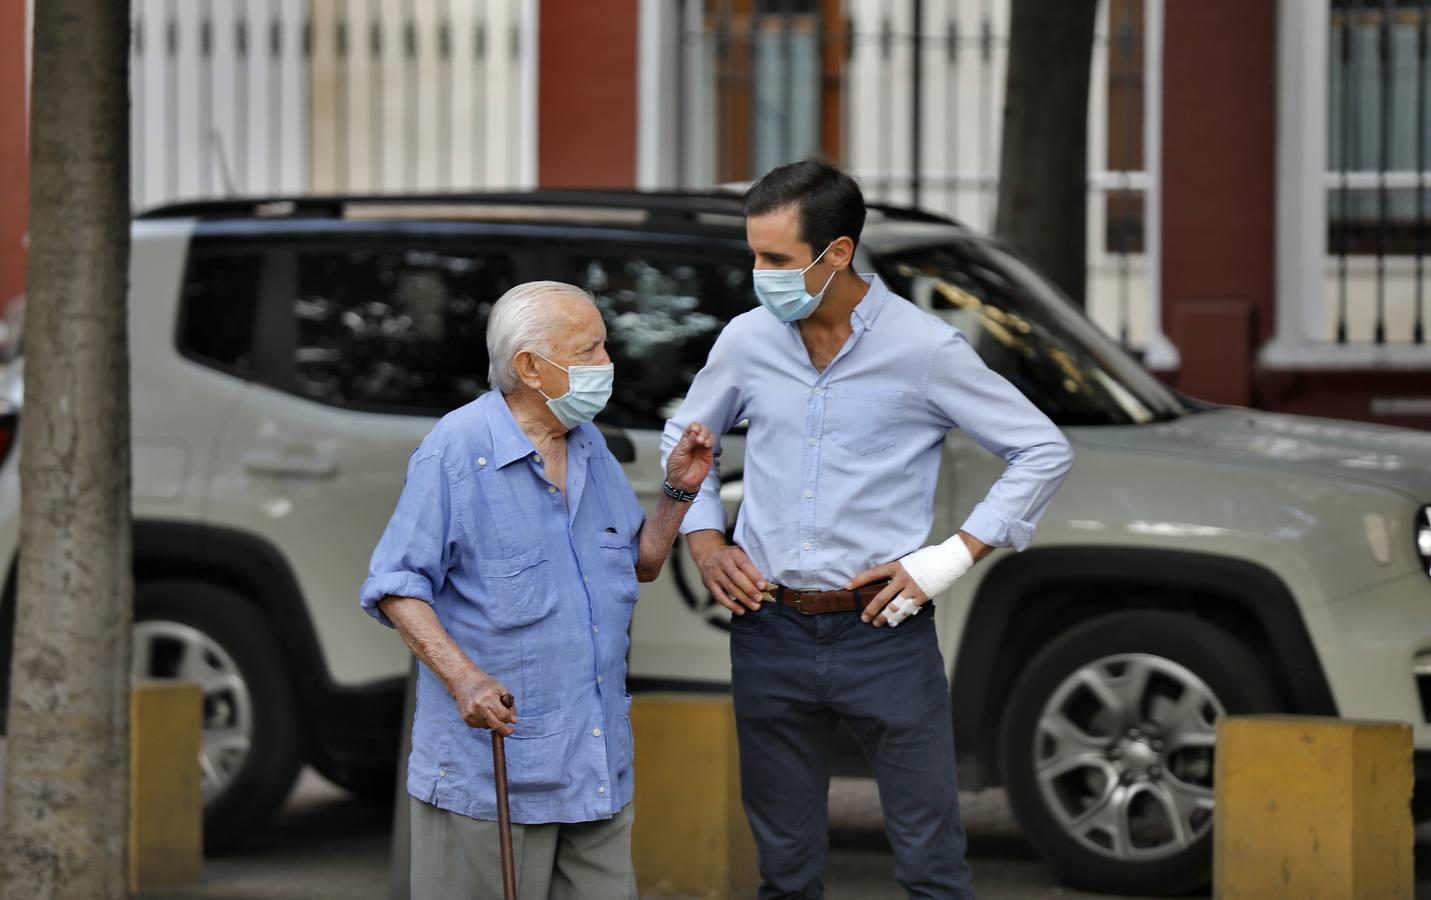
[793, 589, 821, 615]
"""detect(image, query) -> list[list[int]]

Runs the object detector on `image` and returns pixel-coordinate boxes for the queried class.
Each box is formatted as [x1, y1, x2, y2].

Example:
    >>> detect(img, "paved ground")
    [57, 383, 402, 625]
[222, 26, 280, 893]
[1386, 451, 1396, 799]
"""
[151, 770, 1170, 899]
[0, 752, 1383, 897]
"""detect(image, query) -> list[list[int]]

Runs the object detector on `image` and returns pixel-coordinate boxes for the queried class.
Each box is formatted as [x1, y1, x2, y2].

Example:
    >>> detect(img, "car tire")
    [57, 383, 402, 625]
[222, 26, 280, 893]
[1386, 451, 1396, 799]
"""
[134, 580, 304, 851]
[998, 610, 1280, 896]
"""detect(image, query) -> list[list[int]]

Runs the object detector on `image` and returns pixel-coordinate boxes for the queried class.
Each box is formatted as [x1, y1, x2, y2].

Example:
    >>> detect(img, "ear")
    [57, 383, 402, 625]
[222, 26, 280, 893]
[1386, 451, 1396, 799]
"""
[827, 235, 857, 271]
[513, 349, 545, 391]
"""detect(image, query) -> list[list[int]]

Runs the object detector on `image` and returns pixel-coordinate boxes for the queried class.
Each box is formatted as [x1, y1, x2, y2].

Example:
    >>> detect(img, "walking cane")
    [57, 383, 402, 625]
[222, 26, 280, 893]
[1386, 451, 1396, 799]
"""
[493, 691, 518, 900]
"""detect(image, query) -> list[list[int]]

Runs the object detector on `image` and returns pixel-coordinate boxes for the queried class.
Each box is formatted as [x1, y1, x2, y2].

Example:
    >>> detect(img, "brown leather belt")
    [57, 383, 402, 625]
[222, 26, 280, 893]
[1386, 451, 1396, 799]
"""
[765, 580, 891, 615]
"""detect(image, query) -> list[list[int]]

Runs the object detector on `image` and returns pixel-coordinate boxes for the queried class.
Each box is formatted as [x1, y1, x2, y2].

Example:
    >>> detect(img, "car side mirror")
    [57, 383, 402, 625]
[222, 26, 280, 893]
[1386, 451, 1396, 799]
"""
[598, 423, 636, 463]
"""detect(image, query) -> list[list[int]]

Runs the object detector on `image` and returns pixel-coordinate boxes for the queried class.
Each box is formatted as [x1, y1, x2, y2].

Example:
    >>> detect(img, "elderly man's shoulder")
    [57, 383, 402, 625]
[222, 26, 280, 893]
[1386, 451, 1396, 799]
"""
[411, 394, 498, 476]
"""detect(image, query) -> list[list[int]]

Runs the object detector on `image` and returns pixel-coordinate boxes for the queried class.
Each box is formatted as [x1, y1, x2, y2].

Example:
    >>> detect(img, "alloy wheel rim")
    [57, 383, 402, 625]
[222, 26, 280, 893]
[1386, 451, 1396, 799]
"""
[1033, 652, 1223, 861]
[131, 620, 254, 804]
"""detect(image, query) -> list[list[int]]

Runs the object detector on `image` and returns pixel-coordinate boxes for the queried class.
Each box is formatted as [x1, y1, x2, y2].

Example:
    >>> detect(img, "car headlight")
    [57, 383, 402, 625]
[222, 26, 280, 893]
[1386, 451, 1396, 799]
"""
[1419, 506, 1431, 577]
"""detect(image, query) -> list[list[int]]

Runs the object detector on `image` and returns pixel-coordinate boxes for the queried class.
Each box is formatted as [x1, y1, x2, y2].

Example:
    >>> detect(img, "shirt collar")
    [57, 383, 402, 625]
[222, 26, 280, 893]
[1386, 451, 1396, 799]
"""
[488, 392, 540, 469]
[851, 274, 891, 329]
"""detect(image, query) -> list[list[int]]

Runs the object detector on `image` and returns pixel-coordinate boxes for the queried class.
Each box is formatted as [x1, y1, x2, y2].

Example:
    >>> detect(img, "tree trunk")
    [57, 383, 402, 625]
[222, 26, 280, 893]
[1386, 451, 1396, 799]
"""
[994, 0, 1099, 308]
[2, 0, 132, 897]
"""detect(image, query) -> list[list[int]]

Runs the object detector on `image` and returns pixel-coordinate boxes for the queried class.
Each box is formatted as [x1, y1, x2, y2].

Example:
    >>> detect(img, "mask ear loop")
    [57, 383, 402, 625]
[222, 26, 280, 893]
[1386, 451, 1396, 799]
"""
[806, 241, 839, 299]
[531, 351, 570, 402]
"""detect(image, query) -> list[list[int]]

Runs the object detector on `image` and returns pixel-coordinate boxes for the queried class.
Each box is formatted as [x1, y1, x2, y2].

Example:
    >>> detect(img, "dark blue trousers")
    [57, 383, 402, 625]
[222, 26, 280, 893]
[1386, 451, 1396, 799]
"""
[730, 600, 974, 899]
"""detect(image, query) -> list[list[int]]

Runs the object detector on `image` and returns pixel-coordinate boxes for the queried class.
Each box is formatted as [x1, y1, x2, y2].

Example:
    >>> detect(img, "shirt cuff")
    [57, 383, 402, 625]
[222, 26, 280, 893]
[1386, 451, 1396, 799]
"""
[959, 502, 1036, 552]
[360, 572, 435, 628]
[678, 497, 728, 537]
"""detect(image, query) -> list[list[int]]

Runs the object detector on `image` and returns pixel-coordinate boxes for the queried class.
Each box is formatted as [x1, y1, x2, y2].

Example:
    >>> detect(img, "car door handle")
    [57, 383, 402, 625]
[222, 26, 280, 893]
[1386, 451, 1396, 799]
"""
[241, 449, 339, 478]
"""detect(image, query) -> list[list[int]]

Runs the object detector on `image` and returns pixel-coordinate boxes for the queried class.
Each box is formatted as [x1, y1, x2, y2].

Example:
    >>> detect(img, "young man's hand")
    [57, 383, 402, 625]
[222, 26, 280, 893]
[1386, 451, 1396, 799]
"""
[688, 529, 766, 614]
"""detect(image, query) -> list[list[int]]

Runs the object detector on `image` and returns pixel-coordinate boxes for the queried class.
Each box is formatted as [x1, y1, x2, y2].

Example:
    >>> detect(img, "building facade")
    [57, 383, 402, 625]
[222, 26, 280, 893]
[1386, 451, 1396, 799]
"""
[0, 0, 1427, 427]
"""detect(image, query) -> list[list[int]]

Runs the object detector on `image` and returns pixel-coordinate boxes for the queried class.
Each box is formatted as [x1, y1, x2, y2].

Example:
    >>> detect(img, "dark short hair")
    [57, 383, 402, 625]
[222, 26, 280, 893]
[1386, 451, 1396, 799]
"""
[743, 159, 866, 254]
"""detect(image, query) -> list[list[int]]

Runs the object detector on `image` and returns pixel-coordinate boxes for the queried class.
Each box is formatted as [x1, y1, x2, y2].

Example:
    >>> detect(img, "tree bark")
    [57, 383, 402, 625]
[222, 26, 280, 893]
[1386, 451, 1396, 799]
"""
[994, 0, 1099, 308]
[2, 1, 132, 897]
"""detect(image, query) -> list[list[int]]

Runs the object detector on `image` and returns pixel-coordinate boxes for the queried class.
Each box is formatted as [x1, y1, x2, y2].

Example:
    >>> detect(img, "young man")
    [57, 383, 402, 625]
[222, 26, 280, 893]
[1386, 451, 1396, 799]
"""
[660, 161, 1073, 898]
[363, 281, 713, 899]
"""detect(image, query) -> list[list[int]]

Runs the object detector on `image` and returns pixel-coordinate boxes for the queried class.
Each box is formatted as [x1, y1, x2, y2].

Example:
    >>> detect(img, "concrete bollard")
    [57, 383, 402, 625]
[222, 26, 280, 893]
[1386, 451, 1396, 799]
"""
[129, 679, 203, 894]
[632, 694, 758, 899]
[1214, 715, 1412, 899]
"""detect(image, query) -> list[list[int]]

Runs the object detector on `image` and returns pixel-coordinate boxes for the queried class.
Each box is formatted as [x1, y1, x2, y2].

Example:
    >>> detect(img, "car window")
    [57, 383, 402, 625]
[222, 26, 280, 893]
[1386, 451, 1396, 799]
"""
[285, 244, 519, 414]
[873, 240, 1186, 426]
[556, 250, 755, 430]
[178, 246, 263, 372]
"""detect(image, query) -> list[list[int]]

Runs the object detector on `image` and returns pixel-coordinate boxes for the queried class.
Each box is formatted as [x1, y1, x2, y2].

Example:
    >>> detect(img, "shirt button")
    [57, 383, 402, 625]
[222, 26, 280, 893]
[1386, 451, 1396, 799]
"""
[592, 625, 600, 634]
[533, 454, 541, 463]
[548, 485, 557, 494]
[813, 387, 823, 395]
[808, 438, 818, 447]
[804, 490, 814, 498]
[438, 769, 446, 778]
[597, 675, 604, 684]
[593, 728, 602, 737]
[598, 786, 606, 794]
[802, 541, 813, 550]
[477, 457, 487, 466]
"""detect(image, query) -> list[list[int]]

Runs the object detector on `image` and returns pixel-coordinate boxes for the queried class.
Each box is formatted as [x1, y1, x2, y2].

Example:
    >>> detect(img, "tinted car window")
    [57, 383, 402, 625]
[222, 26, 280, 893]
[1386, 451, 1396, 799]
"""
[558, 251, 754, 430]
[873, 240, 1186, 426]
[288, 245, 517, 414]
[179, 248, 263, 371]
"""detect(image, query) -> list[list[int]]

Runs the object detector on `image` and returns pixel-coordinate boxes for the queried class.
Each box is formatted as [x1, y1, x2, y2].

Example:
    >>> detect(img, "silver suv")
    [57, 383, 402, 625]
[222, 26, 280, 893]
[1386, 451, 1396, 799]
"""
[1, 191, 1428, 894]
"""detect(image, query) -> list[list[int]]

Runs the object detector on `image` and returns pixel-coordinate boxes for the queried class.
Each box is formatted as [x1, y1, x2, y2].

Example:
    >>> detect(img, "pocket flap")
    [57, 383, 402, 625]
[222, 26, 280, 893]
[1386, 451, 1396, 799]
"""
[510, 705, 569, 739]
[477, 548, 547, 578]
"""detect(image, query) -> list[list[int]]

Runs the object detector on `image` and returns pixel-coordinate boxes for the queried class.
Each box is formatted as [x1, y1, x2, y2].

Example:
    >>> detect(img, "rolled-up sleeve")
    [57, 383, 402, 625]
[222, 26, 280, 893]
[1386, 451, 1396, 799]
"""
[360, 452, 458, 627]
[660, 326, 747, 536]
[927, 328, 1074, 551]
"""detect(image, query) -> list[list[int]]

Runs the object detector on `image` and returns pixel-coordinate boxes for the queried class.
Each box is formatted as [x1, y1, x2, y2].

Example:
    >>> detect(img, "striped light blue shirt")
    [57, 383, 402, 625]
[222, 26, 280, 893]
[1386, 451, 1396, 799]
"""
[661, 275, 1072, 590]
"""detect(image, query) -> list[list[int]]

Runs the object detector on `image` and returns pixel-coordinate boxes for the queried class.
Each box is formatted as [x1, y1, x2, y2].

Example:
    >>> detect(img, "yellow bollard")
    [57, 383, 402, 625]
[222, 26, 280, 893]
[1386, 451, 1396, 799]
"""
[632, 694, 759, 898]
[129, 679, 203, 894]
[1214, 715, 1412, 899]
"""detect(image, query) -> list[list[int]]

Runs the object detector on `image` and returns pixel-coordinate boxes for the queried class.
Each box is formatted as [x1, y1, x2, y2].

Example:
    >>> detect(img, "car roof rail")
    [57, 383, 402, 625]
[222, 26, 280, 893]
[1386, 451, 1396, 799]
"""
[136, 188, 966, 230]
[136, 189, 748, 224]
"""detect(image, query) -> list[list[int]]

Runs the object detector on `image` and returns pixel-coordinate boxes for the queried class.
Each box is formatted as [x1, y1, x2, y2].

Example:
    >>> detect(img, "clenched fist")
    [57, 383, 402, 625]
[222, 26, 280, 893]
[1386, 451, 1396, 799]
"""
[449, 667, 517, 736]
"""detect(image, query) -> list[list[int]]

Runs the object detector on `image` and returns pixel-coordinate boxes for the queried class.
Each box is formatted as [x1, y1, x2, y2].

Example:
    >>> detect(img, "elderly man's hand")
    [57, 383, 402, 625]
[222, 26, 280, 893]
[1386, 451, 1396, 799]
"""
[665, 422, 715, 493]
[450, 667, 517, 736]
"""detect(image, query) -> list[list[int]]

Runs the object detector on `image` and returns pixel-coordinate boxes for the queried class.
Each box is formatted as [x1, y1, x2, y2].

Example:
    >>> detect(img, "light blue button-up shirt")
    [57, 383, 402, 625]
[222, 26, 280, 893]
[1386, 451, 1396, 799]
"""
[361, 390, 645, 824]
[661, 275, 1072, 590]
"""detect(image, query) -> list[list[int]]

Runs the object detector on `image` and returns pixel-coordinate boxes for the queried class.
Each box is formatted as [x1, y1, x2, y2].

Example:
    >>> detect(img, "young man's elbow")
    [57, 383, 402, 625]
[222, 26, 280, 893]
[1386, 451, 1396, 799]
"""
[1051, 436, 1075, 479]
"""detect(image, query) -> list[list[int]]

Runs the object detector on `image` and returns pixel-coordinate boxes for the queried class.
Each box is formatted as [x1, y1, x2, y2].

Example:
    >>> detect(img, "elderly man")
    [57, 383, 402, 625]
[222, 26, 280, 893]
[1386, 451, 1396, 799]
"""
[362, 281, 713, 900]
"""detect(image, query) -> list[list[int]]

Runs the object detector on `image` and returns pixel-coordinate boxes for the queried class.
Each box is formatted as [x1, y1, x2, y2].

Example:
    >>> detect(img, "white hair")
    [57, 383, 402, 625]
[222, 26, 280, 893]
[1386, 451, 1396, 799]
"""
[486, 281, 596, 393]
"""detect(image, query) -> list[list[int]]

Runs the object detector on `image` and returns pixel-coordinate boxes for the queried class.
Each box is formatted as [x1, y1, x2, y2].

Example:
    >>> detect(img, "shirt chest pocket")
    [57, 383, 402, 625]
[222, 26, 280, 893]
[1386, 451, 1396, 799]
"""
[477, 549, 560, 630]
[596, 531, 639, 604]
[828, 387, 905, 455]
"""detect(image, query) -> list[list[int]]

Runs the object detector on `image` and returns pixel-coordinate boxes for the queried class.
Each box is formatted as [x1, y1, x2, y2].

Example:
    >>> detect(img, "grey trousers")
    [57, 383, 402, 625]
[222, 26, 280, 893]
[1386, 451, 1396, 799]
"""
[409, 797, 638, 900]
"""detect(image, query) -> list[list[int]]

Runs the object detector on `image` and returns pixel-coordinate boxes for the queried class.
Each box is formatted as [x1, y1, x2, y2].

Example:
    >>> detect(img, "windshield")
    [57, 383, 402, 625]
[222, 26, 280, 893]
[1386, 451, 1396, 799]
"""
[871, 239, 1187, 426]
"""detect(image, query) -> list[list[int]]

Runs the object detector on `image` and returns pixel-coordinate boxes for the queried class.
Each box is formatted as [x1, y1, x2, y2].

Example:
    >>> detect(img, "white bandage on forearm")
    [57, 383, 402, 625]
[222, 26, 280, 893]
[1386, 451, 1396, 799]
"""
[898, 535, 975, 600]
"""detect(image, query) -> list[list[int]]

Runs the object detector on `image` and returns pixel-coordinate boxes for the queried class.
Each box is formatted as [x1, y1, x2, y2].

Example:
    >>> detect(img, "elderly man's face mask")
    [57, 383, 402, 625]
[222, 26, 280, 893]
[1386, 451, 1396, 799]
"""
[534, 353, 614, 429]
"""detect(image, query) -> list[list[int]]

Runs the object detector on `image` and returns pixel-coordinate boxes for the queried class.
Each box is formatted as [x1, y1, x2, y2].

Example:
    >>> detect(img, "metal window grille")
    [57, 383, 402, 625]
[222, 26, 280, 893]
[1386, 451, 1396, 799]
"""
[676, 0, 1160, 356]
[128, 0, 532, 213]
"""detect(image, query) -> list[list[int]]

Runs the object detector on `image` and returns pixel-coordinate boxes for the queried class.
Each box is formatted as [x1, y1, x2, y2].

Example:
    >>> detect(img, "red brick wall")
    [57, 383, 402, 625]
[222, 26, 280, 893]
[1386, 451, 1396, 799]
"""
[1161, 0, 1275, 405]
[0, 0, 26, 313]
[538, 0, 639, 187]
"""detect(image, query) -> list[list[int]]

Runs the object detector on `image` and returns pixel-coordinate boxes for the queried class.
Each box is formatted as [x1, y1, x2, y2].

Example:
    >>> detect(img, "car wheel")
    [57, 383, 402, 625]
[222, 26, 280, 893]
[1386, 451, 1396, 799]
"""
[998, 610, 1280, 896]
[134, 580, 303, 850]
